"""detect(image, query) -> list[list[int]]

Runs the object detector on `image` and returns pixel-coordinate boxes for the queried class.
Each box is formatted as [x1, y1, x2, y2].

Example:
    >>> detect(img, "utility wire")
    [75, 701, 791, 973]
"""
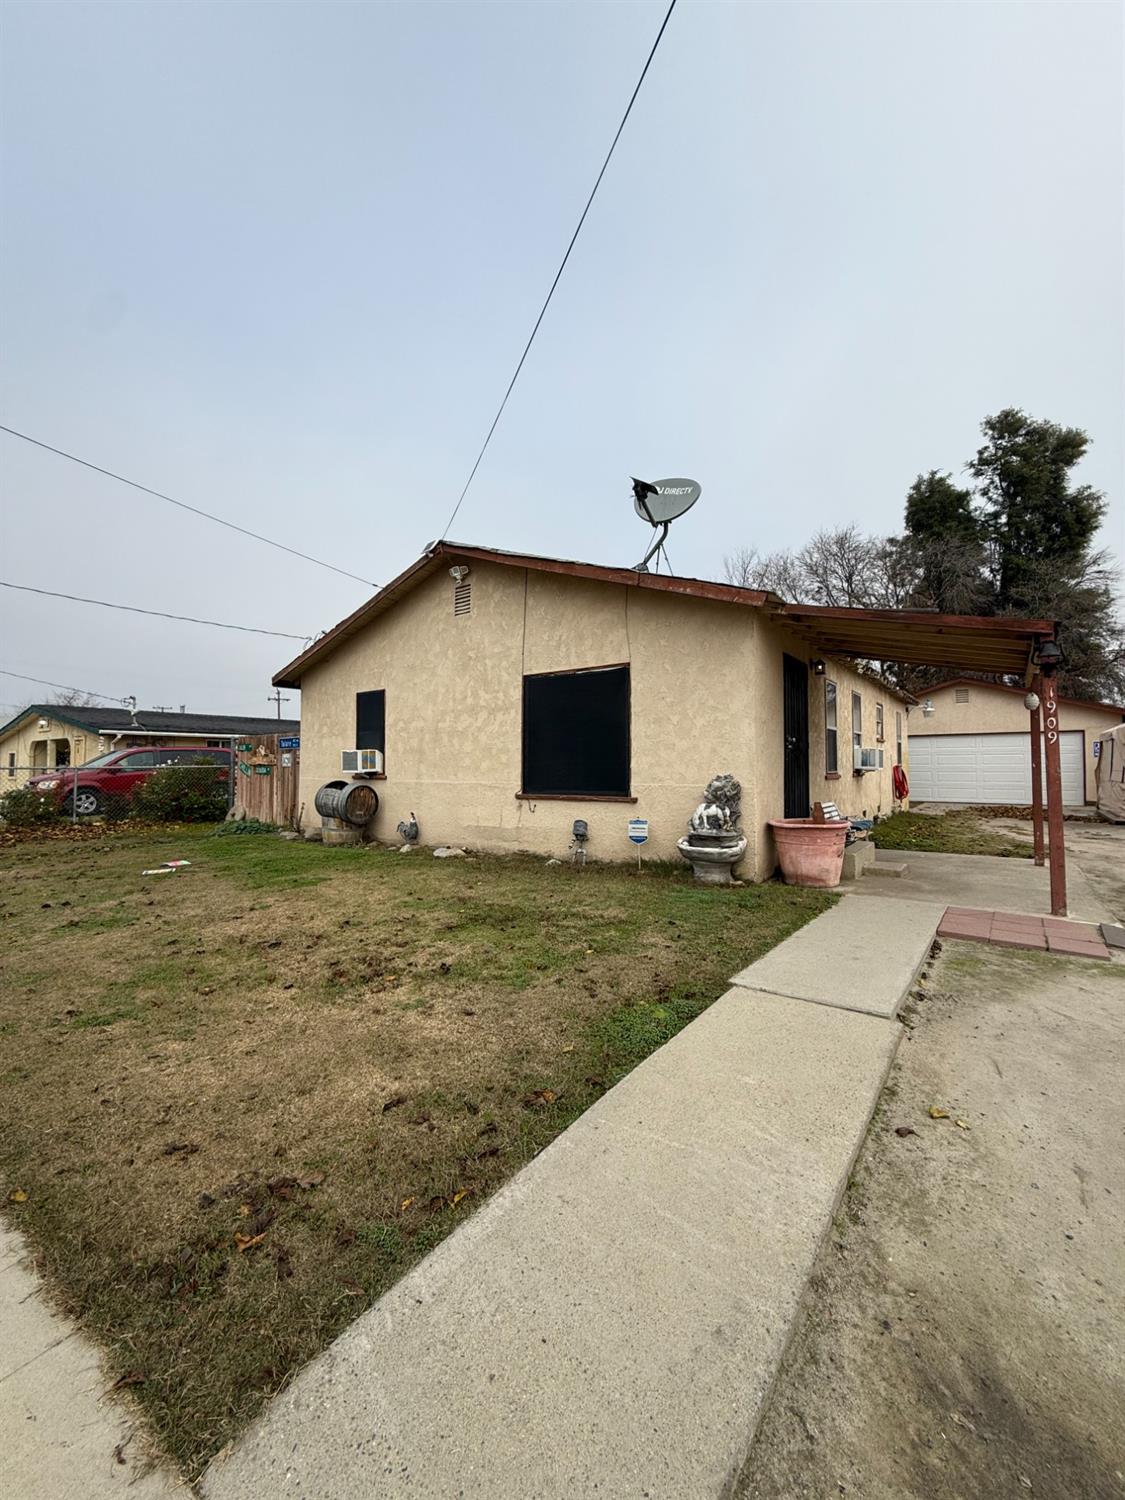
[0, 425, 379, 589]
[0, 667, 130, 704]
[0, 582, 309, 640]
[440, 0, 679, 538]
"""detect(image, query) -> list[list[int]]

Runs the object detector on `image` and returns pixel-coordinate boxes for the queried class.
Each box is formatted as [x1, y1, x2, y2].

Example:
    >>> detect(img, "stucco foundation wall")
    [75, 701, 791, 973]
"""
[919, 683, 1122, 803]
[747, 618, 910, 880]
[295, 563, 762, 870]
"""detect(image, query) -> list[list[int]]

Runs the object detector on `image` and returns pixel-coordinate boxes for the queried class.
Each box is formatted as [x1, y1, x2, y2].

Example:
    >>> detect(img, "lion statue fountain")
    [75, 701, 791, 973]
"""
[677, 774, 748, 884]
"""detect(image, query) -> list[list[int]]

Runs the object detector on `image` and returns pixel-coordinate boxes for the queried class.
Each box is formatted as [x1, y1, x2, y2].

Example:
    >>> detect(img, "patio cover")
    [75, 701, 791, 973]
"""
[774, 603, 1055, 678]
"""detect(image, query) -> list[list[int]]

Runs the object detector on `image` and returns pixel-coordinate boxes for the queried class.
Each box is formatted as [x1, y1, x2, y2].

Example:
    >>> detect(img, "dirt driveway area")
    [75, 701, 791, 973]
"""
[737, 938, 1125, 1500]
[984, 816, 1125, 922]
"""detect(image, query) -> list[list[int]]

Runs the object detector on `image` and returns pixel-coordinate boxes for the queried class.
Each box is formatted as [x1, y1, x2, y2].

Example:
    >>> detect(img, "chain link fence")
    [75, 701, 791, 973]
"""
[1, 742, 236, 835]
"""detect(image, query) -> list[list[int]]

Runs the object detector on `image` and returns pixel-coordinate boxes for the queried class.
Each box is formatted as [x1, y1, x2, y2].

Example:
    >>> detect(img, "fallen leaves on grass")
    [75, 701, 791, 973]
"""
[522, 1088, 557, 1109]
[381, 1094, 408, 1113]
[233, 1231, 267, 1253]
[928, 1106, 950, 1119]
[112, 1370, 146, 1389]
[399, 1197, 415, 1213]
[267, 1172, 325, 1200]
[7, 1188, 28, 1203]
[161, 1141, 200, 1157]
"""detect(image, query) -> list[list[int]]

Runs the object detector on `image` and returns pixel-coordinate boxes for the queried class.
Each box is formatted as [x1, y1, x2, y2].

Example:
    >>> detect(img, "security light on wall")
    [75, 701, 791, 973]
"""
[449, 565, 471, 583]
[1024, 691, 1041, 711]
[921, 699, 934, 716]
[810, 659, 826, 676]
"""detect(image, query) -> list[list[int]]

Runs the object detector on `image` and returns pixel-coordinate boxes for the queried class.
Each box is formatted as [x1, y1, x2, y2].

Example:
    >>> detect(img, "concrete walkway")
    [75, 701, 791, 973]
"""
[202, 893, 932, 1500]
[0, 1224, 188, 1500]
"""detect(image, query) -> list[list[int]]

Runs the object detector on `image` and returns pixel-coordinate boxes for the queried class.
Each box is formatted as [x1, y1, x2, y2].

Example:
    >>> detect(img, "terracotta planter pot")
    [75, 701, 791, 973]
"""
[768, 818, 849, 888]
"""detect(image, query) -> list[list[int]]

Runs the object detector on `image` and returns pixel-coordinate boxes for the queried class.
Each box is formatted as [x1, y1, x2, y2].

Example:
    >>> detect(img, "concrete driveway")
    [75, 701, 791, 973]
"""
[737, 936, 1125, 1500]
[843, 821, 1123, 924]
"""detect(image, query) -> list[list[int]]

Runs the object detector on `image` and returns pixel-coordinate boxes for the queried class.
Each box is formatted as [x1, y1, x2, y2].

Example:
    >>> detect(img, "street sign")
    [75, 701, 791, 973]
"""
[628, 818, 649, 845]
[278, 736, 300, 749]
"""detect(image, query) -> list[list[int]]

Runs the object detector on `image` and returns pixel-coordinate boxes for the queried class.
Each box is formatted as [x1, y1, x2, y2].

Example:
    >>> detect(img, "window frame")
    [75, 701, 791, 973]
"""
[852, 692, 863, 754]
[875, 701, 885, 743]
[824, 680, 838, 775]
[520, 662, 633, 801]
[896, 711, 903, 767]
[355, 690, 386, 760]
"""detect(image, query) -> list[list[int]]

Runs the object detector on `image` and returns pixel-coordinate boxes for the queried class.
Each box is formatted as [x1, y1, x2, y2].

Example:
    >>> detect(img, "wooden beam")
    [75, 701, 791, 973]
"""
[1029, 674, 1045, 868]
[1042, 675, 1067, 915]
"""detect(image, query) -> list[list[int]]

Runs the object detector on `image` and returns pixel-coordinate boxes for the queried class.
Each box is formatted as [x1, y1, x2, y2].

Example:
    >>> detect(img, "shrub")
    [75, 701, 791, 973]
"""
[213, 818, 278, 836]
[0, 786, 62, 829]
[132, 763, 229, 824]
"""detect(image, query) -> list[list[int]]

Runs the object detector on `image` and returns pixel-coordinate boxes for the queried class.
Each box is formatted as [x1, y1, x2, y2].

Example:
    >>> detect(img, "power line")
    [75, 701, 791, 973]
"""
[0, 425, 379, 589]
[440, 0, 679, 538]
[0, 668, 130, 704]
[0, 581, 309, 640]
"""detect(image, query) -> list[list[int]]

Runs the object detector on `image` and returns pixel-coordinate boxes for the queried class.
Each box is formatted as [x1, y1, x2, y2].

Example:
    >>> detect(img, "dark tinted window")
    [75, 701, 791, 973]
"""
[120, 751, 155, 768]
[159, 749, 226, 766]
[522, 666, 630, 797]
[356, 691, 385, 752]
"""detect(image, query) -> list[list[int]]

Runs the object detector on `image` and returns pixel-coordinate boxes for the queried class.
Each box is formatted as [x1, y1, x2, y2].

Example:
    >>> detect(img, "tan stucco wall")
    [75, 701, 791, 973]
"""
[746, 617, 909, 879]
[295, 562, 912, 880]
[0, 714, 94, 776]
[918, 683, 1123, 803]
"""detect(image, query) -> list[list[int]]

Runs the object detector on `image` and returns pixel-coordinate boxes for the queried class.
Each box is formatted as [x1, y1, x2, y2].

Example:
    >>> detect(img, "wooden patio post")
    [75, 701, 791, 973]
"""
[1041, 671, 1067, 916]
[1029, 673, 1045, 868]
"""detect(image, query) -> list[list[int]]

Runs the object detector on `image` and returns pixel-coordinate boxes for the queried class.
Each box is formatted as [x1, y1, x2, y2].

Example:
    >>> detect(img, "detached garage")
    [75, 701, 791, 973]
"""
[910, 679, 1124, 806]
[910, 731, 1084, 805]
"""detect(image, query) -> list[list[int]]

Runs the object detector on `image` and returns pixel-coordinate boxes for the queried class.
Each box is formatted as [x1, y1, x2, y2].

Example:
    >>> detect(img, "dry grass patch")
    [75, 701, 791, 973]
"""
[0, 828, 831, 1477]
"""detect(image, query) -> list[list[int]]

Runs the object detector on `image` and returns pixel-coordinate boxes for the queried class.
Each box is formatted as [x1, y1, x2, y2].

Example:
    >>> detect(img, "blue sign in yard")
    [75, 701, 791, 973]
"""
[278, 736, 300, 749]
[628, 818, 649, 845]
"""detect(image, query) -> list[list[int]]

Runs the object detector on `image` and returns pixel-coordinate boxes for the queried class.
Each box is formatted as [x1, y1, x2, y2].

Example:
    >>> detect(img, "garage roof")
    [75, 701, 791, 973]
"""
[275, 541, 1056, 687]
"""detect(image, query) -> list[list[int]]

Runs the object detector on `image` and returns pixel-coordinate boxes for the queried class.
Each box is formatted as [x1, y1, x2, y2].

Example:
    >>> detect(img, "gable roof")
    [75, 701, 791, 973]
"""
[0, 704, 301, 742]
[273, 539, 1056, 690]
[927, 677, 1124, 717]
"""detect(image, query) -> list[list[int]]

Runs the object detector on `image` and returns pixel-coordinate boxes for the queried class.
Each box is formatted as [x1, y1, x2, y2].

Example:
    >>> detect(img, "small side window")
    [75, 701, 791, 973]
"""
[852, 693, 863, 749]
[824, 681, 838, 774]
[875, 702, 885, 742]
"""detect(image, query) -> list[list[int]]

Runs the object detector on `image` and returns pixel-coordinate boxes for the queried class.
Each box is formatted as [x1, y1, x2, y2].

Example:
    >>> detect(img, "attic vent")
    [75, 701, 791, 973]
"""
[453, 580, 472, 617]
[955, 687, 970, 703]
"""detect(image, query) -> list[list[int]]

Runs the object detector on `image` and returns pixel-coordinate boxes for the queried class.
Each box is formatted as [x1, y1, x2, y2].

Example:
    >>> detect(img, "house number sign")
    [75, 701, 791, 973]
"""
[1044, 688, 1058, 744]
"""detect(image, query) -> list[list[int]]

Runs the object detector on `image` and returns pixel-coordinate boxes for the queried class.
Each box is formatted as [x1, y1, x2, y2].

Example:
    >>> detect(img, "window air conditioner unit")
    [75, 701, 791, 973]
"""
[341, 748, 383, 775]
[853, 746, 883, 772]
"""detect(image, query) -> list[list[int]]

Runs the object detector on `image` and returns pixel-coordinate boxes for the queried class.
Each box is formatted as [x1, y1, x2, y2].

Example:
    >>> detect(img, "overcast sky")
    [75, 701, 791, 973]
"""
[2, 0, 1121, 721]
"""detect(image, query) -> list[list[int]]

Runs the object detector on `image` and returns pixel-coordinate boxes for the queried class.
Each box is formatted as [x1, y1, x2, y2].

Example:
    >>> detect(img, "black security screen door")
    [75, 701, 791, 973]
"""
[522, 665, 630, 797]
[782, 654, 810, 819]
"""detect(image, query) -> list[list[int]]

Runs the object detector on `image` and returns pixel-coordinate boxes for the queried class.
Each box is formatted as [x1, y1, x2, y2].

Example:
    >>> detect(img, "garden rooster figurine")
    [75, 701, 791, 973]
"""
[397, 812, 419, 845]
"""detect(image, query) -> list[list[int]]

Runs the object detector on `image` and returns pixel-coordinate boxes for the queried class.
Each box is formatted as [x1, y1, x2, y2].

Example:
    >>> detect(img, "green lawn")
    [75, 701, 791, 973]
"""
[872, 809, 1033, 858]
[0, 827, 831, 1477]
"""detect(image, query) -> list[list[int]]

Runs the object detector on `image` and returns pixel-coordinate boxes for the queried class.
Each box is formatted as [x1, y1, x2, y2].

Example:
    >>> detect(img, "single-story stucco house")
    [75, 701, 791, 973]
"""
[910, 678, 1123, 806]
[0, 706, 301, 778]
[273, 541, 1056, 882]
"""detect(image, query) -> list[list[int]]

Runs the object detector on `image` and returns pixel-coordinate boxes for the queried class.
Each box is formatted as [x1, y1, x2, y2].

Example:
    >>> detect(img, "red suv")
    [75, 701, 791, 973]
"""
[28, 745, 231, 817]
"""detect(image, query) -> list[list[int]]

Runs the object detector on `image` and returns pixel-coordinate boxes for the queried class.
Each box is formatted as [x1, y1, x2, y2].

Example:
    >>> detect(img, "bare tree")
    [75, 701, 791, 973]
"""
[50, 689, 102, 708]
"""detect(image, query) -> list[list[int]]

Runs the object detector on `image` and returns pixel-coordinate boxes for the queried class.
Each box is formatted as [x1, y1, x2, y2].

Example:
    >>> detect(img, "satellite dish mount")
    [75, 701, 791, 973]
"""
[631, 476, 702, 572]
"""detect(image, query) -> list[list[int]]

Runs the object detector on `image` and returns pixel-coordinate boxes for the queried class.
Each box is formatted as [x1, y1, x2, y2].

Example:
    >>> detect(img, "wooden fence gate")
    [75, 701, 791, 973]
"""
[232, 733, 300, 827]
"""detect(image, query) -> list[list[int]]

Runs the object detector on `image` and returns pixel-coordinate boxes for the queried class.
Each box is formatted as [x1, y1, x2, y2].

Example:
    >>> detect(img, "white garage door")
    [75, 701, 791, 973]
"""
[909, 732, 1085, 805]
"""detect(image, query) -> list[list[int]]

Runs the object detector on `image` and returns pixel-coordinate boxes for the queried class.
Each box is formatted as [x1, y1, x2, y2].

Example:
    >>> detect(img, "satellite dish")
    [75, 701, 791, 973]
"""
[632, 477, 702, 526]
[630, 475, 702, 572]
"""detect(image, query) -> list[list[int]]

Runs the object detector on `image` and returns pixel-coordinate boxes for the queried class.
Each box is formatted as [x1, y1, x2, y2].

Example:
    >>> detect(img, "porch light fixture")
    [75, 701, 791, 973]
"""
[1024, 691, 1040, 711]
[810, 659, 826, 676]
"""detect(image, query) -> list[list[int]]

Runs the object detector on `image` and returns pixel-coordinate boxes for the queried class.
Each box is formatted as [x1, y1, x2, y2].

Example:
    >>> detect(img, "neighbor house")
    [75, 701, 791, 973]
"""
[0, 706, 301, 779]
[273, 542, 931, 881]
[910, 678, 1123, 807]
